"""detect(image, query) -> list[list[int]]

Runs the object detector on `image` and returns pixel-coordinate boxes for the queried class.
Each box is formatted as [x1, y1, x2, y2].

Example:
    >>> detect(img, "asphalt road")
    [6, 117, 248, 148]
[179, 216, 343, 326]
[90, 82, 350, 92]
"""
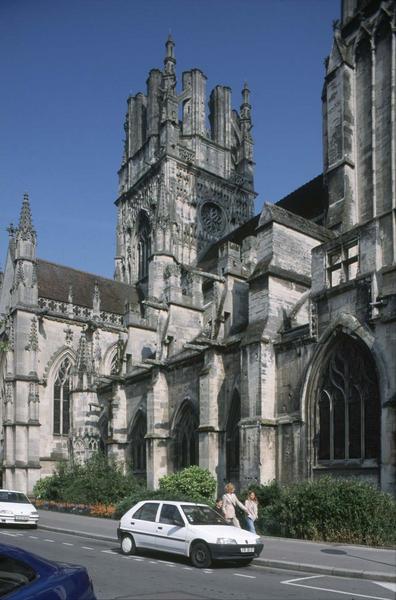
[1, 527, 395, 600]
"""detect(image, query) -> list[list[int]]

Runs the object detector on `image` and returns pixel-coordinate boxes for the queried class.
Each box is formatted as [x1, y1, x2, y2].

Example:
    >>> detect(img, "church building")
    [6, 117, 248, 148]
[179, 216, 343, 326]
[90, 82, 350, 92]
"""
[1, 0, 395, 496]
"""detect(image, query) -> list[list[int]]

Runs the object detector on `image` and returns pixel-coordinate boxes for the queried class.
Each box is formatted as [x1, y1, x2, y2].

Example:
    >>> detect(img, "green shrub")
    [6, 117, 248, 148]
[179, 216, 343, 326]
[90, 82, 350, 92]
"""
[33, 452, 140, 506]
[159, 466, 216, 503]
[267, 477, 396, 546]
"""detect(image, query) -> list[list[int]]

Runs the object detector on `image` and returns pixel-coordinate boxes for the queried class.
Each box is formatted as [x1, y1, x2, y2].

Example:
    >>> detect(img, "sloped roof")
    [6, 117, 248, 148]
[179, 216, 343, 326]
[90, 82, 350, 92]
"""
[275, 174, 328, 223]
[37, 259, 138, 314]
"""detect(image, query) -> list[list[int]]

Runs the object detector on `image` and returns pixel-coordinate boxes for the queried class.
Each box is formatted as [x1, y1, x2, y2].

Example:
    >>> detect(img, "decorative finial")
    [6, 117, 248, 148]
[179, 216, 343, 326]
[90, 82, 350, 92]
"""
[164, 33, 176, 75]
[18, 192, 35, 236]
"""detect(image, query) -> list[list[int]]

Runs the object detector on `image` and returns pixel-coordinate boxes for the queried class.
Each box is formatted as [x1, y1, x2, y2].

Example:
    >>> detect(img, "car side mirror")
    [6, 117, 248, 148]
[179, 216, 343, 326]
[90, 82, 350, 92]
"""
[173, 518, 183, 527]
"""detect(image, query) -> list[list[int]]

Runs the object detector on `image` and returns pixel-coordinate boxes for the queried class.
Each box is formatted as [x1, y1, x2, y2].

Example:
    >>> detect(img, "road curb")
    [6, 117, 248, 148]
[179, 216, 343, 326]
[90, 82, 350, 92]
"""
[39, 524, 396, 583]
[253, 559, 396, 583]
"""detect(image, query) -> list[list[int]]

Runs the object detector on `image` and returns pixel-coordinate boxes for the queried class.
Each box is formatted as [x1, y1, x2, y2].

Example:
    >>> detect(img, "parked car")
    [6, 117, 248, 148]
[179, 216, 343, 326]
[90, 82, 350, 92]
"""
[0, 543, 97, 599]
[0, 490, 39, 528]
[118, 500, 263, 568]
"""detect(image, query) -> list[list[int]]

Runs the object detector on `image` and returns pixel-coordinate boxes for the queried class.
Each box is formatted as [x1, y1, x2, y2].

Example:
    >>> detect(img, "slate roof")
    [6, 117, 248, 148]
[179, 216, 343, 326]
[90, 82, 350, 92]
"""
[37, 259, 138, 314]
[275, 174, 328, 223]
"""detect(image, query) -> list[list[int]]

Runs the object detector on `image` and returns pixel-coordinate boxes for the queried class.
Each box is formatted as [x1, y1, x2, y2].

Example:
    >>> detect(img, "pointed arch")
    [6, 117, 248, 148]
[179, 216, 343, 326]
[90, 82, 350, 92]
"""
[128, 409, 147, 478]
[226, 390, 241, 484]
[172, 399, 199, 471]
[53, 355, 72, 435]
[306, 328, 380, 481]
[137, 211, 151, 280]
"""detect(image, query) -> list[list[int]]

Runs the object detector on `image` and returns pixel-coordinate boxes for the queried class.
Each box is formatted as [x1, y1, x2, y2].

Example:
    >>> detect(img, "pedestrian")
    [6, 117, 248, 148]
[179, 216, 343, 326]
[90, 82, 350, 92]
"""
[244, 490, 259, 534]
[222, 482, 248, 527]
[214, 497, 223, 516]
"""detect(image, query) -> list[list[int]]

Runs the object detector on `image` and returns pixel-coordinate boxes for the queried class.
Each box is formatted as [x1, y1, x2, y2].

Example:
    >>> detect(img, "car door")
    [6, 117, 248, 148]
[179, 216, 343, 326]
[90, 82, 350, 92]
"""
[155, 504, 187, 555]
[129, 502, 160, 549]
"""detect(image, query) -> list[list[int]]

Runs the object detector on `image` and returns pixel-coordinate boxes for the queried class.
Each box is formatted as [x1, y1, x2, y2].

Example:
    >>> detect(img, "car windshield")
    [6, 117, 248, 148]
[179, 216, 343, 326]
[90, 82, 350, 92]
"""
[0, 492, 31, 504]
[181, 505, 227, 525]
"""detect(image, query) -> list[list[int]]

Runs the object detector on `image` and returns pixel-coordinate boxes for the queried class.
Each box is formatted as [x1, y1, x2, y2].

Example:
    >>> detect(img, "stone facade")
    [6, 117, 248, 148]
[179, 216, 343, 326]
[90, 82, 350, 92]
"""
[0, 0, 395, 496]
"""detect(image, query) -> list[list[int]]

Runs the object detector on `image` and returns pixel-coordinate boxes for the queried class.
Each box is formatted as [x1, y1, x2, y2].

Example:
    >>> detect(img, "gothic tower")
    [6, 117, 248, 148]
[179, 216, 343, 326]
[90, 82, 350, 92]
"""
[114, 37, 256, 300]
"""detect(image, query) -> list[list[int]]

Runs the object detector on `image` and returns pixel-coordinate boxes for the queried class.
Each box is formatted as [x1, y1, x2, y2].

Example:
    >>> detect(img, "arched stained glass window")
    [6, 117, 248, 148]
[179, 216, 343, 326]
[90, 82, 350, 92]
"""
[53, 357, 72, 435]
[226, 391, 241, 483]
[174, 402, 198, 471]
[316, 335, 380, 463]
[130, 412, 147, 476]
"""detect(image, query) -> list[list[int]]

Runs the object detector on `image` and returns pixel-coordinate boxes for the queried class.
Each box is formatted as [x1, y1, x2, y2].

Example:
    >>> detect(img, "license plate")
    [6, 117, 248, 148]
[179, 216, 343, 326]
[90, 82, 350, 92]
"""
[15, 516, 28, 521]
[240, 547, 254, 553]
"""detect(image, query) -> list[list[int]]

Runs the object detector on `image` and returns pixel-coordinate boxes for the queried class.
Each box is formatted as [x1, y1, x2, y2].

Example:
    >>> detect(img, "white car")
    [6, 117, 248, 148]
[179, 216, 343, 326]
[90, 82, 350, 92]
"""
[117, 500, 263, 568]
[0, 489, 39, 527]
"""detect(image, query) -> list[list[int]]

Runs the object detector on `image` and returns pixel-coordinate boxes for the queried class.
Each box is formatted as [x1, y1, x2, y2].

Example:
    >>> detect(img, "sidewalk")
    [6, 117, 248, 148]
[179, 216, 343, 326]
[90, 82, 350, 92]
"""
[38, 509, 396, 582]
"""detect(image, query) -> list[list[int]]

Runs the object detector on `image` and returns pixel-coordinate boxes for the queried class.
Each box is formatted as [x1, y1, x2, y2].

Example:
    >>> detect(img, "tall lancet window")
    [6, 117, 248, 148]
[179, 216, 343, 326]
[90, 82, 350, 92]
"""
[53, 357, 72, 435]
[174, 402, 198, 471]
[138, 212, 151, 280]
[315, 335, 380, 464]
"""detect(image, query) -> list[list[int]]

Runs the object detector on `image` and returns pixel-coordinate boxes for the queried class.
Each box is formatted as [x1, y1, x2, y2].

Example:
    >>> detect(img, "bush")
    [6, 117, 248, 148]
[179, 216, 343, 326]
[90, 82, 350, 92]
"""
[33, 452, 140, 506]
[267, 477, 396, 546]
[159, 466, 217, 503]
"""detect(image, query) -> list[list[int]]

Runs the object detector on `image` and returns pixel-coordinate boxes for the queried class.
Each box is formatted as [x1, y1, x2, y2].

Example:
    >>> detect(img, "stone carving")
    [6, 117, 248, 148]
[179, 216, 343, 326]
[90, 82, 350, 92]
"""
[25, 317, 39, 352]
[201, 202, 225, 237]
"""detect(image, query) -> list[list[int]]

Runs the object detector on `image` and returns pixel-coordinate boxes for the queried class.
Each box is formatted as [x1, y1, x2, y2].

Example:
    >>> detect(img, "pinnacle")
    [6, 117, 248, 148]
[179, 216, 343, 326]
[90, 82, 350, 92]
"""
[18, 192, 35, 234]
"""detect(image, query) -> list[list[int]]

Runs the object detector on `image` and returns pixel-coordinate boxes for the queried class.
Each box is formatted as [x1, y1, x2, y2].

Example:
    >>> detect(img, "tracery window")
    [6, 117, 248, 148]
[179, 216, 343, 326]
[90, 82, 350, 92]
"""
[130, 412, 147, 476]
[327, 240, 359, 287]
[226, 391, 241, 483]
[174, 402, 198, 471]
[53, 357, 72, 435]
[138, 213, 151, 280]
[316, 335, 380, 463]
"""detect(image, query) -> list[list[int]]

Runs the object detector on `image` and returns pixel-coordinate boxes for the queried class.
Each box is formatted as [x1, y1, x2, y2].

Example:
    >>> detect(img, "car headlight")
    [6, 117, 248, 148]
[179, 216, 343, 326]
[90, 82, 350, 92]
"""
[30, 511, 38, 516]
[216, 538, 237, 544]
[256, 537, 261, 544]
[0, 510, 11, 515]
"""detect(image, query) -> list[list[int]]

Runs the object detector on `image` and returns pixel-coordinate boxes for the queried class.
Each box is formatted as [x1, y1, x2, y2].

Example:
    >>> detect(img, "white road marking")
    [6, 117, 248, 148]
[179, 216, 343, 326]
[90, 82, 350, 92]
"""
[374, 583, 396, 593]
[234, 573, 256, 579]
[132, 557, 144, 561]
[0, 532, 17, 537]
[281, 575, 392, 600]
[101, 550, 117, 554]
[62, 542, 73, 546]
[183, 567, 193, 570]
[29, 536, 38, 539]
[82, 546, 94, 550]
[282, 576, 323, 584]
[44, 539, 55, 543]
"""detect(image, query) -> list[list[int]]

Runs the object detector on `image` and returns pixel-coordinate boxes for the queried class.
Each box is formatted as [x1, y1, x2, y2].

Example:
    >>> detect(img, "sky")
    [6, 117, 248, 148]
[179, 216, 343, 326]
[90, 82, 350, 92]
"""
[0, 0, 339, 279]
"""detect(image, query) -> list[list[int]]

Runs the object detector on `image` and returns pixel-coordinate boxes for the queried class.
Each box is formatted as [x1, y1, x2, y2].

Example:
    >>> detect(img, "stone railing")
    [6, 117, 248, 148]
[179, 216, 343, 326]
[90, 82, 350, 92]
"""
[38, 297, 123, 327]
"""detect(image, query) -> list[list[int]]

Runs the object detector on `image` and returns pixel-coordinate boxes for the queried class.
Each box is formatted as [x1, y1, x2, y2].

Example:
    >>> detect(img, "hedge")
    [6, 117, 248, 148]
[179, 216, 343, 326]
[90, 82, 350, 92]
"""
[244, 477, 396, 546]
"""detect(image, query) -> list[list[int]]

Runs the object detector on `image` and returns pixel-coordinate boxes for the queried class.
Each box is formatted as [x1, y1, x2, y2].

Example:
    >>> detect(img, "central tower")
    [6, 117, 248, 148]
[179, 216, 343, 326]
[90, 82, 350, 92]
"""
[114, 36, 256, 300]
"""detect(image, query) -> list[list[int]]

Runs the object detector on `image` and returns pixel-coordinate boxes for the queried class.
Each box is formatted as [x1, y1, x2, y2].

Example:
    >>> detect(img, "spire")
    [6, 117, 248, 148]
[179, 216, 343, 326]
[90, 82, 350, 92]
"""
[164, 34, 176, 76]
[240, 82, 252, 122]
[17, 193, 36, 241]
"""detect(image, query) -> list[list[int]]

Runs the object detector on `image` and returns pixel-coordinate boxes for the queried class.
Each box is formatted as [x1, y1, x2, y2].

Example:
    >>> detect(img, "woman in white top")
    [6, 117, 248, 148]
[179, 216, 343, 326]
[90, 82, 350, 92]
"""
[222, 482, 248, 528]
[244, 490, 259, 534]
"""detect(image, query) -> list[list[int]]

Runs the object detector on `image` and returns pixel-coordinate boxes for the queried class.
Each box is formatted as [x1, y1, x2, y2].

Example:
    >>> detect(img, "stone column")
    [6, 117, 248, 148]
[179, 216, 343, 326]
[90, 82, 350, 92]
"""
[146, 368, 169, 489]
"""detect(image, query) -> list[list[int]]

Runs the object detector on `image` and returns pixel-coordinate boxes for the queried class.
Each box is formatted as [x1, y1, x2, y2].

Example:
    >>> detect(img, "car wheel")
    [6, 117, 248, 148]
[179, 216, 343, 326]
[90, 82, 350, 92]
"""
[190, 541, 212, 569]
[120, 533, 136, 555]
